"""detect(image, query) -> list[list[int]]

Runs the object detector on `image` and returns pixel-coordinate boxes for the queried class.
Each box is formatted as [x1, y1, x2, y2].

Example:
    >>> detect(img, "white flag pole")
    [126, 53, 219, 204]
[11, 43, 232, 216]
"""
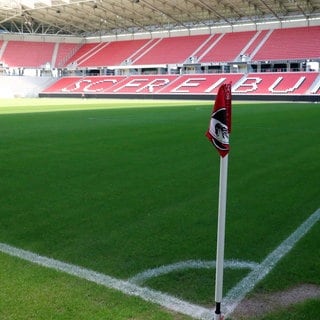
[214, 153, 229, 320]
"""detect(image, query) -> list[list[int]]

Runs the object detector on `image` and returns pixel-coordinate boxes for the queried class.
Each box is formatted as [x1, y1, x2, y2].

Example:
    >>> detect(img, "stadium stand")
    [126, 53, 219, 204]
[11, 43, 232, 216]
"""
[252, 26, 320, 61]
[4, 26, 318, 68]
[1, 41, 55, 68]
[41, 72, 319, 96]
[110, 75, 179, 93]
[133, 35, 211, 65]
[0, 25, 318, 100]
[199, 31, 257, 63]
[77, 39, 150, 68]
[240, 30, 270, 60]
[128, 38, 162, 64]
[1, 26, 319, 70]
[160, 74, 244, 94]
[54, 43, 81, 68]
[63, 42, 103, 68]
[233, 72, 319, 94]
[190, 34, 221, 62]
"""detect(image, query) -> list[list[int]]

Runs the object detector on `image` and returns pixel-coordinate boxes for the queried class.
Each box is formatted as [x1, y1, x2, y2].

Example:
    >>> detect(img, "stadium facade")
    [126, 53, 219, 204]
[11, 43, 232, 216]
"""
[0, 0, 319, 100]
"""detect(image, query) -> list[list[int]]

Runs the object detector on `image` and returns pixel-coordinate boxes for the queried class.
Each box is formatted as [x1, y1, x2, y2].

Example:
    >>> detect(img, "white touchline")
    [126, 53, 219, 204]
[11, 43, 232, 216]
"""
[0, 208, 318, 320]
[0, 242, 214, 320]
[223, 207, 320, 317]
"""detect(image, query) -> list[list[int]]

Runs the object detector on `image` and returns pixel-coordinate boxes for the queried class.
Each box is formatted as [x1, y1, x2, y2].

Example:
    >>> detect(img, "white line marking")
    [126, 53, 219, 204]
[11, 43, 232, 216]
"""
[0, 208, 318, 320]
[0, 242, 214, 320]
[223, 208, 320, 317]
[129, 259, 259, 285]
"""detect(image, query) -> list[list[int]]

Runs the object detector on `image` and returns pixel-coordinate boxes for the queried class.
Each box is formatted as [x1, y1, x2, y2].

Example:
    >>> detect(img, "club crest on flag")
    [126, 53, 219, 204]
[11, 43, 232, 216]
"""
[206, 83, 232, 158]
[208, 108, 229, 152]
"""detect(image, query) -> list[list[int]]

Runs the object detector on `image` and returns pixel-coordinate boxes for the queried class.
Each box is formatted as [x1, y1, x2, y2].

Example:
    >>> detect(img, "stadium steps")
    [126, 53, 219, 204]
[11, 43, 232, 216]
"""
[245, 29, 271, 59]
[81, 39, 152, 67]
[237, 30, 267, 61]
[197, 33, 224, 62]
[133, 35, 209, 65]
[200, 31, 257, 63]
[51, 43, 59, 68]
[0, 40, 8, 60]
[77, 42, 111, 66]
[126, 38, 160, 64]
[54, 42, 83, 68]
[309, 74, 320, 94]
[187, 34, 214, 62]
[249, 29, 273, 60]
[66, 42, 108, 67]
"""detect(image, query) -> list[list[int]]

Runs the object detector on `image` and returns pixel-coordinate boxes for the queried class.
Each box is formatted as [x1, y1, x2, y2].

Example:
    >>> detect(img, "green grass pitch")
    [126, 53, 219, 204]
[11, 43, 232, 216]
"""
[0, 98, 319, 319]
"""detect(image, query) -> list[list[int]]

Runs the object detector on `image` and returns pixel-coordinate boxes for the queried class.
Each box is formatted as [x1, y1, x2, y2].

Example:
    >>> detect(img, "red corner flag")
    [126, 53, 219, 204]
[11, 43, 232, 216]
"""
[206, 83, 232, 157]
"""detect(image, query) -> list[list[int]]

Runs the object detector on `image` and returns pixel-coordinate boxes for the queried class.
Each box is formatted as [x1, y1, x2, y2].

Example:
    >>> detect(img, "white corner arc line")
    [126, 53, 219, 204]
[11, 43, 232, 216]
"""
[129, 259, 259, 285]
[0, 242, 214, 320]
[223, 208, 320, 317]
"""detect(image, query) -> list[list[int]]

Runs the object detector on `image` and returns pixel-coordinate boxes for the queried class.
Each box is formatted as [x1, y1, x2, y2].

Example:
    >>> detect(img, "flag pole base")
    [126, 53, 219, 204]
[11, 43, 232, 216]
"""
[214, 313, 224, 320]
[214, 302, 224, 320]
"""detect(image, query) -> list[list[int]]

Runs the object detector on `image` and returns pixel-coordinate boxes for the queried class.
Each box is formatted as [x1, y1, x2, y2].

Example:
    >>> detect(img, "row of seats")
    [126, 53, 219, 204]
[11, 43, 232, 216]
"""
[0, 26, 319, 68]
[42, 72, 320, 95]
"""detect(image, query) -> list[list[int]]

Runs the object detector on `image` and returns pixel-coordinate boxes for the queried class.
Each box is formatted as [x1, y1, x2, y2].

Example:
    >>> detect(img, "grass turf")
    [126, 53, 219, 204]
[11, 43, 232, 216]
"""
[0, 252, 191, 320]
[0, 98, 319, 319]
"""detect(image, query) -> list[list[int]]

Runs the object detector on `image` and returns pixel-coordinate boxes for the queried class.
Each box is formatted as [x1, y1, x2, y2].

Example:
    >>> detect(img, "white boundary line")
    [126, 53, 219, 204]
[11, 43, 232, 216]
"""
[223, 207, 320, 317]
[0, 208, 319, 319]
[0, 242, 214, 320]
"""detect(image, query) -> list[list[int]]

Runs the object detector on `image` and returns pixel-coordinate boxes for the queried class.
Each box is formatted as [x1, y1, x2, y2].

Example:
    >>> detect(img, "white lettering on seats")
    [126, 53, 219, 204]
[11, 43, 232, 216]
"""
[136, 79, 170, 93]
[269, 76, 306, 93]
[311, 81, 320, 94]
[114, 78, 149, 92]
[233, 77, 262, 93]
[171, 78, 206, 93]
[83, 79, 118, 92]
[204, 78, 226, 93]
[62, 79, 92, 92]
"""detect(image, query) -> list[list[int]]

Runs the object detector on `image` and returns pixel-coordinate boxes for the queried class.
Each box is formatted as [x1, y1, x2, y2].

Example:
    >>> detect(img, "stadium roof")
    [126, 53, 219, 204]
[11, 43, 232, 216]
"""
[0, 0, 319, 37]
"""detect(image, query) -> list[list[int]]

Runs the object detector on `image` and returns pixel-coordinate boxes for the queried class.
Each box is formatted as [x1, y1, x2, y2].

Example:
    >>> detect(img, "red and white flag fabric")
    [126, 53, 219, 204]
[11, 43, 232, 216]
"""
[206, 83, 232, 157]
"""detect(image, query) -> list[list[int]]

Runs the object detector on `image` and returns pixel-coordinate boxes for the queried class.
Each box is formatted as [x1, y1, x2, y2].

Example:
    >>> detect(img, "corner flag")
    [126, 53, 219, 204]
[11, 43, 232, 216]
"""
[205, 83, 232, 320]
[206, 83, 232, 157]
